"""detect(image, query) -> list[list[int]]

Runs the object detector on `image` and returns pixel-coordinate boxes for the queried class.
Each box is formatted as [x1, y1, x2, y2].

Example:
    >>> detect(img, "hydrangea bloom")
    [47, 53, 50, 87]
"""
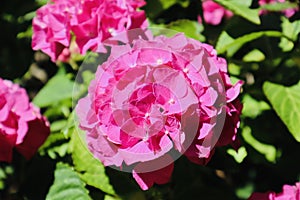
[0, 78, 50, 163]
[32, 0, 147, 62]
[248, 182, 300, 200]
[259, 0, 299, 17]
[202, 0, 233, 25]
[76, 32, 243, 190]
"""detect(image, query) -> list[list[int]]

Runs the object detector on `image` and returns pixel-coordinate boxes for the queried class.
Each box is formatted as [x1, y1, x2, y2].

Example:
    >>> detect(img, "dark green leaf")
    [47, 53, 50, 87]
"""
[46, 163, 92, 200]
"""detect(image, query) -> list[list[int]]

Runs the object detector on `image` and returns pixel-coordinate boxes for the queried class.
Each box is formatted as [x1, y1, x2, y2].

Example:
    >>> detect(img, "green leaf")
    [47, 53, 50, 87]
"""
[70, 129, 116, 195]
[242, 94, 270, 118]
[242, 126, 277, 162]
[104, 195, 122, 200]
[217, 31, 285, 56]
[17, 26, 32, 39]
[39, 131, 69, 159]
[263, 81, 300, 142]
[46, 163, 92, 200]
[165, 19, 205, 42]
[243, 49, 265, 62]
[17, 11, 36, 23]
[227, 147, 247, 163]
[279, 18, 300, 52]
[216, 31, 235, 55]
[228, 63, 241, 76]
[235, 183, 254, 199]
[33, 74, 75, 108]
[213, 0, 260, 24]
[259, 2, 298, 12]
[50, 120, 68, 132]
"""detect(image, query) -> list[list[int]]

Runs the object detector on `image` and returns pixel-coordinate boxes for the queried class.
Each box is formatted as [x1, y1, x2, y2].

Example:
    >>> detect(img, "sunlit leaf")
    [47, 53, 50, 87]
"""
[165, 19, 205, 41]
[228, 63, 241, 76]
[279, 17, 300, 52]
[70, 129, 116, 196]
[33, 74, 75, 108]
[217, 31, 285, 56]
[243, 49, 265, 62]
[259, 2, 298, 12]
[242, 126, 277, 162]
[216, 31, 235, 55]
[213, 0, 260, 24]
[242, 94, 270, 118]
[46, 163, 92, 200]
[227, 147, 247, 163]
[263, 81, 300, 142]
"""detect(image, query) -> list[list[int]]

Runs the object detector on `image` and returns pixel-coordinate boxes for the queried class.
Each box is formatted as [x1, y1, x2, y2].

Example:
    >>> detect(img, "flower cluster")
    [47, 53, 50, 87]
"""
[76, 32, 242, 190]
[0, 78, 50, 163]
[248, 182, 300, 200]
[32, 0, 147, 62]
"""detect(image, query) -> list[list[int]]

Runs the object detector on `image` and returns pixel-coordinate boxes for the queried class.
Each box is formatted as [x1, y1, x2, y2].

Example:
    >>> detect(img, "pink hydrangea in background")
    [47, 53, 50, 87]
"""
[248, 182, 300, 200]
[32, 0, 148, 62]
[76, 32, 243, 190]
[202, 0, 233, 25]
[0, 78, 50, 163]
[259, 0, 299, 17]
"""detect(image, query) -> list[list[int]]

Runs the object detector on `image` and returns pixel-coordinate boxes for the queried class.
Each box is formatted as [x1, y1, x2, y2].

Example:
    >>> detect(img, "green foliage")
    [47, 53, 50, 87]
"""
[243, 49, 265, 62]
[39, 131, 69, 159]
[0, 166, 13, 190]
[279, 17, 300, 52]
[259, 1, 298, 12]
[263, 81, 300, 142]
[164, 19, 205, 41]
[227, 147, 248, 163]
[46, 163, 92, 200]
[213, 0, 260, 24]
[33, 72, 75, 108]
[242, 94, 270, 119]
[216, 30, 285, 56]
[242, 126, 278, 163]
[69, 129, 116, 196]
[2, 0, 300, 199]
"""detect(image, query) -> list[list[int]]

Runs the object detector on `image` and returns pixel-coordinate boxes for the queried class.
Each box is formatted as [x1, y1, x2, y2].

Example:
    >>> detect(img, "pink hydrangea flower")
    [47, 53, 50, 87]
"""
[259, 0, 299, 17]
[202, 0, 233, 25]
[32, 0, 148, 62]
[76, 33, 243, 190]
[248, 182, 300, 200]
[0, 78, 50, 163]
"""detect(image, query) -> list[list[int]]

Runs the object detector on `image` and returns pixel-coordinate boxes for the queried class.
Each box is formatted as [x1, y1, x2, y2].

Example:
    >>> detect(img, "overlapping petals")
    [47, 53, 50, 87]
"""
[76, 32, 242, 190]
[248, 182, 300, 200]
[32, 0, 147, 62]
[0, 78, 50, 163]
